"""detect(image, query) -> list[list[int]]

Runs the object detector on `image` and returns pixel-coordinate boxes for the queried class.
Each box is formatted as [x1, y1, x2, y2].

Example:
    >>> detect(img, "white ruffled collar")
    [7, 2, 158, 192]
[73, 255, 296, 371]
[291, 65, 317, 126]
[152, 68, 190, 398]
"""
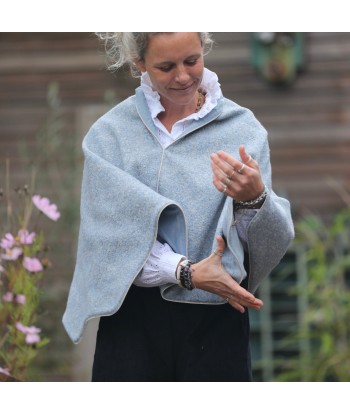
[140, 67, 222, 121]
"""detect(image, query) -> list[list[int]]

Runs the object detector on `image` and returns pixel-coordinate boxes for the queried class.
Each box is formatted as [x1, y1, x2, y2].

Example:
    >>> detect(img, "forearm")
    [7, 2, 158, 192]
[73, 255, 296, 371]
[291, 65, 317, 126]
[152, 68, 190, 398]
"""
[133, 240, 184, 287]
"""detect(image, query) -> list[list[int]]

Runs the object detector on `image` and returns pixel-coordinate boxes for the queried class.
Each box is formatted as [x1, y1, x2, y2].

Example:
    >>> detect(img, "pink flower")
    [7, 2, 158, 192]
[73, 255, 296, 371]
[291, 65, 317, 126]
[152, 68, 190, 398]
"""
[18, 229, 36, 245]
[15, 322, 27, 333]
[32, 195, 60, 221]
[2, 292, 26, 304]
[25, 328, 41, 344]
[16, 322, 41, 344]
[0, 367, 11, 376]
[23, 257, 43, 273]
[0, 264, 4, 273]
[1, 247, 23, 261]
[0, 233, 15, 249]
[16, 294, 26, 305]
[2, 291, 14, 302]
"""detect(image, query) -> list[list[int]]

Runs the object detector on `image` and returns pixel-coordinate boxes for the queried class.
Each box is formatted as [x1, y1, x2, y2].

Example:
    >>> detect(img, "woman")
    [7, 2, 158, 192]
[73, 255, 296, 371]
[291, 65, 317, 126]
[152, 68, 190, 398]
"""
[62, 32, 294, 381]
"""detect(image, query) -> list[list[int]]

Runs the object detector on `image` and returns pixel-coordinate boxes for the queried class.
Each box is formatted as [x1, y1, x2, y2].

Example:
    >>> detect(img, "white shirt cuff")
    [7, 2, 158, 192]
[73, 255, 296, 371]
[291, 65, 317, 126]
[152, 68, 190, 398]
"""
[134, 241, 185, 287]
[158, 251, 185, 283]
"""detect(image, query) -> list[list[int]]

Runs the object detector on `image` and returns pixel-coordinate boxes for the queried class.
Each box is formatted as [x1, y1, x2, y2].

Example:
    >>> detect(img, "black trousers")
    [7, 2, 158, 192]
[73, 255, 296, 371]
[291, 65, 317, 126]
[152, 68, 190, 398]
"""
[92, 284, 252, 382]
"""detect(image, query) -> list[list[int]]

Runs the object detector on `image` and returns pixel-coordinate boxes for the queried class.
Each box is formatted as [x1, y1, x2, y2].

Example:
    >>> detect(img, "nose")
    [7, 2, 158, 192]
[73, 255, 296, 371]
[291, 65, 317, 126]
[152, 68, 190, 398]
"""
[175, 65, 191, 84]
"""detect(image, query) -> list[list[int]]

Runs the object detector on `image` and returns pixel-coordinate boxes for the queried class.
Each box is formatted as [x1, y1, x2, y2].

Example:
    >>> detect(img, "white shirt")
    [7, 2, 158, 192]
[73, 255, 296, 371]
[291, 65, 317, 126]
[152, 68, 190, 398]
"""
[140, 68, 222, 146]
[133, 68, 256, 287]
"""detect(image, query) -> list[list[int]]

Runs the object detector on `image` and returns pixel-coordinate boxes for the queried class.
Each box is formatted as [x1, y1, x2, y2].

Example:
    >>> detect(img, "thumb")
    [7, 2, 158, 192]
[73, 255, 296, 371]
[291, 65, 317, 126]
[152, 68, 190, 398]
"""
[215, 234, 226, 253]
[239, 145, 251, 164]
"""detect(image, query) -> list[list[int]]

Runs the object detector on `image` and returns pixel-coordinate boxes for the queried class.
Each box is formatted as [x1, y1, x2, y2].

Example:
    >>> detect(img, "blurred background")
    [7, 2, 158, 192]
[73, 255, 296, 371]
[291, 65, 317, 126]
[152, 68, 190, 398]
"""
[1, 32, 349, 381]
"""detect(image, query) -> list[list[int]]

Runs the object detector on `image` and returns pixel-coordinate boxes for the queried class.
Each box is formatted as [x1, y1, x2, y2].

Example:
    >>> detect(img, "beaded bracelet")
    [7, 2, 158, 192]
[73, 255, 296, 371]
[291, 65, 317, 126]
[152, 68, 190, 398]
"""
[177, 259, 194, 290]
[234, 185, 268, 210]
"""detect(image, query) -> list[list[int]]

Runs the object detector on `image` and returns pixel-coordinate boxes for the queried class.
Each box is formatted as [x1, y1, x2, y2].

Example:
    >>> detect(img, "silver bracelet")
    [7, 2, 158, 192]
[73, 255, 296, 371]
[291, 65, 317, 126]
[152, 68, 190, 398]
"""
[234, 185, 268, 210]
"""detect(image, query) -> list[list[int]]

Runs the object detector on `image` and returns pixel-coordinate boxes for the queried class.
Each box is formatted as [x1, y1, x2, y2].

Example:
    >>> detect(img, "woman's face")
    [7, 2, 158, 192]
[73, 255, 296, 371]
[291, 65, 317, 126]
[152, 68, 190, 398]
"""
[136, 32, 204, 108]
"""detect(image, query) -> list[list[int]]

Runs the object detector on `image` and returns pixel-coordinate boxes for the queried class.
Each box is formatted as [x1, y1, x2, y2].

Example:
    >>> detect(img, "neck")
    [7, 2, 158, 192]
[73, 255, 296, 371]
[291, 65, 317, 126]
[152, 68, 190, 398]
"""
[158, 91, 204, 132]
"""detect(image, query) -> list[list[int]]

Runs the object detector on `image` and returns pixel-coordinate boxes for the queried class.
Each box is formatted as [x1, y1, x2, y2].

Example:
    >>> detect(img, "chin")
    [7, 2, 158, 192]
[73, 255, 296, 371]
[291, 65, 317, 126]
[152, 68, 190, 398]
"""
[170, 89, 197, 104]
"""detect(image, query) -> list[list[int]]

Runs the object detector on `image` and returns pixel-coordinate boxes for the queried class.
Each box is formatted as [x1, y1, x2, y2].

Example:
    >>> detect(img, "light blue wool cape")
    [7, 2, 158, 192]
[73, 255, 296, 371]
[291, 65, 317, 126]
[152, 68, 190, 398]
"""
[63, 88, 294, 344]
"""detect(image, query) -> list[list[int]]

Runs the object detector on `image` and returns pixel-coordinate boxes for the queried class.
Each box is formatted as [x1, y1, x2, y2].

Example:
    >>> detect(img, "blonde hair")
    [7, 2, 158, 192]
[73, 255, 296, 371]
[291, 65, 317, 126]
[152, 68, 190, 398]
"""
[95, 32, 213, 77]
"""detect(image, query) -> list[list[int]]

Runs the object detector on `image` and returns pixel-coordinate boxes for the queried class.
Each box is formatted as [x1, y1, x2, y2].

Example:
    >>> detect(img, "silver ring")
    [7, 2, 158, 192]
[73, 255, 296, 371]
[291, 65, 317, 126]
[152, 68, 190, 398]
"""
[237, 163, 245, 174]
[225, 297, 229, 303]
[213, 250, 224, 257]
[222, 184, 227, 194]
[224, 176, 231, 185]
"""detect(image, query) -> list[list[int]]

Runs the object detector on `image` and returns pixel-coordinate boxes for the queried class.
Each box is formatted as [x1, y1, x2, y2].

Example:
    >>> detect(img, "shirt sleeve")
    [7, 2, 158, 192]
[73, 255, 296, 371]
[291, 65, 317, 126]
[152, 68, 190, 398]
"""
[133, 240, 185, 287]
[134, 210, 257, 287]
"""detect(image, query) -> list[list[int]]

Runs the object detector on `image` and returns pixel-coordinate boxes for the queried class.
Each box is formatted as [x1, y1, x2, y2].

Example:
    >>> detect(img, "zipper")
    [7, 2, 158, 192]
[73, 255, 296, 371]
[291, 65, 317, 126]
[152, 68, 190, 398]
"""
[166, 111, 221, 150]
[137, 106, 190, 257]
[156, 149, 165, 193]
[136, 102, 222, 151]
[137, 108, 164, 149]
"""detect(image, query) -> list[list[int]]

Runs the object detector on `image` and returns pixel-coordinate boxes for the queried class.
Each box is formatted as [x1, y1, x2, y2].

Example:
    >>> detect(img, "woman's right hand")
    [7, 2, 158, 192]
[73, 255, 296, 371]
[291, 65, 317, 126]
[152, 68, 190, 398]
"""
[191, 235, 263, 313]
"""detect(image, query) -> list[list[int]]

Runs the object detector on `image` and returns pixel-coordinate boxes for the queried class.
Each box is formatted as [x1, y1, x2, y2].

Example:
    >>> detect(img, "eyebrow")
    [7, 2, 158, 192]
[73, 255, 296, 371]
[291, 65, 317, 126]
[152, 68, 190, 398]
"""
[155, 54, 202, 66]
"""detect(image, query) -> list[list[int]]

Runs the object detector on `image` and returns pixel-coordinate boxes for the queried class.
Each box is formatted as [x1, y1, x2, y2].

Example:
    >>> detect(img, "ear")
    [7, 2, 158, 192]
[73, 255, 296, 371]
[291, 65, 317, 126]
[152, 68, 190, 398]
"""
[134, 59, 146, 73]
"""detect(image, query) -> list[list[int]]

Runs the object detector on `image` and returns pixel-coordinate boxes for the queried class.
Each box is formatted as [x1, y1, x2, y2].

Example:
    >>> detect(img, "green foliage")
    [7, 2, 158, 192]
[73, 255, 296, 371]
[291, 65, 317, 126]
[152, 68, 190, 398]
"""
[0, 169, 59, 380]
[1, 81, 82, 381]
[275, 208, 350, 381]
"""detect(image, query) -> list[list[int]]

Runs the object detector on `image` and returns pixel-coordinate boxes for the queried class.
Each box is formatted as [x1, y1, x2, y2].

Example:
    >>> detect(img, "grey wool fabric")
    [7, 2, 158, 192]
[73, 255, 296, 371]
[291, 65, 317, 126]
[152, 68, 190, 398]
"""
[62, 88, 294, 344]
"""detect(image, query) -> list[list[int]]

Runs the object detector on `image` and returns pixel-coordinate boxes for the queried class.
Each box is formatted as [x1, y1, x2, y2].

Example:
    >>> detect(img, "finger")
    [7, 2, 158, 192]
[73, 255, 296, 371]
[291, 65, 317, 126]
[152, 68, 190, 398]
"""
[239, 145, 259, 170]
[227, 284, 264, 308]
[230, 300, 263, 313]
[210, 155, 231, 184]
[239, 145, 252, 165]
[246, 299, 264, 310]
[228, 299, 245, 313]
[211, 157, 230, 183]
[212, 176, 226, 194]
[212, 234, 226, 259]
[233, 295, 263, 310]
[213, 151, 242, 173]
[229, 296, 263, 312]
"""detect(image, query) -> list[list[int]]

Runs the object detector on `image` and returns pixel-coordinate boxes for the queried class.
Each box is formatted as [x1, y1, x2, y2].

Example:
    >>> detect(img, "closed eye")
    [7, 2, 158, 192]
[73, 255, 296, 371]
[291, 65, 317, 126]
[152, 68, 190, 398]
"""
[185, 59, 198, 66]
[157, 64, 174, 72]
[156, 55, 200, 72]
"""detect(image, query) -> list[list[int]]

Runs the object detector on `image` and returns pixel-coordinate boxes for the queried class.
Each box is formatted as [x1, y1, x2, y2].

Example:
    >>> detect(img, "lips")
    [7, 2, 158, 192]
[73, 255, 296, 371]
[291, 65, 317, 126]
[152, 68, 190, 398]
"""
[171, 83, 196, 92]
[176, 85, 193, 90]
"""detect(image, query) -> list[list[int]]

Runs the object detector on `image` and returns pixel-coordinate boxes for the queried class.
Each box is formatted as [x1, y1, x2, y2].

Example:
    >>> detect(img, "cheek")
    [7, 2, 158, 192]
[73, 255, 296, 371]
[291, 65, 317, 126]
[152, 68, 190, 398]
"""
[148, 72, 167, 89]
[193, 63, 204, 80]
[156, 74, 173, 89]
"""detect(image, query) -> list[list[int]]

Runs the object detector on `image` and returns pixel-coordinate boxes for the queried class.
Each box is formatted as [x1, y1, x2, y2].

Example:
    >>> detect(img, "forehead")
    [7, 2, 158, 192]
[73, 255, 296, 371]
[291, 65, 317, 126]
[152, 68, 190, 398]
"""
[145, 32, 202, 62]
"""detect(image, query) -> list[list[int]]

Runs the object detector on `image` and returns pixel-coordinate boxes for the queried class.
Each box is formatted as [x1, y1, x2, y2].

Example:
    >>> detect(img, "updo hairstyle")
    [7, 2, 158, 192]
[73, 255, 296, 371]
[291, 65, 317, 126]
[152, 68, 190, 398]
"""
[95, 32, 213, 77]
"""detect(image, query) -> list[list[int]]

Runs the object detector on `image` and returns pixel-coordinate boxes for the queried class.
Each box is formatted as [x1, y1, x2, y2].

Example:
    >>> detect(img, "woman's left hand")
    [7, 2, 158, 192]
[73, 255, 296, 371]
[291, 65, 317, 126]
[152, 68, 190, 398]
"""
[210, 144, 264, 201]
[191, 235, 263, 313]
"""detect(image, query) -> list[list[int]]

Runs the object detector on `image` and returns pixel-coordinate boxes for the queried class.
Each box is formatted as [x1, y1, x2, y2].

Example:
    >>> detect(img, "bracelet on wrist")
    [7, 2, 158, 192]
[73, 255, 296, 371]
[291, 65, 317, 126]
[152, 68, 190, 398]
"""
[175, 256, 186, 279]
[176, 259, 195, 290]
[234, 184, 268, 211]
